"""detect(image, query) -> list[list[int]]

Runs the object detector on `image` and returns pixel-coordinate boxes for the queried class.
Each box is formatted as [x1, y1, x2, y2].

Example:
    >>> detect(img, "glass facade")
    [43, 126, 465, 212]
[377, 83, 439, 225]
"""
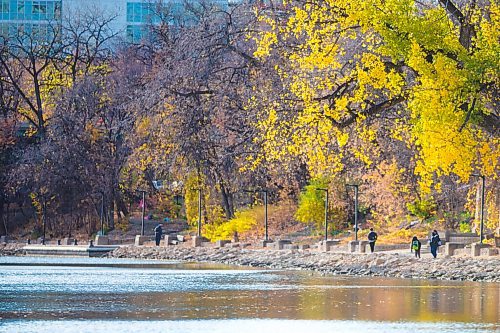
[0, 0, 231, 43]
[0, 1, 61, 21]
[126, 2, 160, 23]
[126, 1, 164, 43]
[0, 0, 61, 40]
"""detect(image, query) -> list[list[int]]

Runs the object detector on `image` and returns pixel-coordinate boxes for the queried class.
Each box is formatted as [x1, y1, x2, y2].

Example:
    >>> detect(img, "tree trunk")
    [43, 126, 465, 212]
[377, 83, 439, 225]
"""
[0, 201, 7, 236]
[115, 194, 129, 219]
[108, 198, 115, 231]
[219, 181, 234, 220]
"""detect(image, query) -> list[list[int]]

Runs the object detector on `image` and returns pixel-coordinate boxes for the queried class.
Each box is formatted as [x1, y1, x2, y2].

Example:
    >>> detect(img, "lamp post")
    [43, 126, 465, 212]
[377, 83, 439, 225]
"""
[316, 188, 329, 241]
[136, 189, 147, 236]
[42, 196, 47, 245]
[472, 174, 485, 244]
[346, 184, 359, 241]
[100, 193, 104, 236]
[244, 189, 269, 241]
[191, 188, 202, 237]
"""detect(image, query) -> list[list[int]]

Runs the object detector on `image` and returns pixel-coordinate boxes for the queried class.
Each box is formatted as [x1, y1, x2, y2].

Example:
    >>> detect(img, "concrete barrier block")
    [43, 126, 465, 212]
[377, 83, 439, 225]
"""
[275, 239, 292, 250]
[95, 235, 109, 246]
[62, 238, 74, 245]
[320, 240, 340, 252]
[191, 236, 203, 247]
[348, 240, 368, 253]
[358, 240, 369, 253]
[471, 243, 490, 257]
[164, 235, 176, 246]
[134, 235, 148, 246]
[215, 240, 231, 248]
[444, 242, 465, 256]
[258, 240, 274, 248]
[480, 247, 497, 256]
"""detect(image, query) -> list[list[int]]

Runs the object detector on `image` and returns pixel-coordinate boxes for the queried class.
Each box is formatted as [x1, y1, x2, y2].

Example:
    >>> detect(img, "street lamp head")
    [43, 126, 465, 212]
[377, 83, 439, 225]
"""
[316, 188, 327, 191]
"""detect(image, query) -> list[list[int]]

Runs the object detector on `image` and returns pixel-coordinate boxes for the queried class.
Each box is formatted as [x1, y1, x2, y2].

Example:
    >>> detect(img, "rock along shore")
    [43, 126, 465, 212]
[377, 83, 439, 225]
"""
[108, 245, 500, 283]
[1, 242, 498, 282]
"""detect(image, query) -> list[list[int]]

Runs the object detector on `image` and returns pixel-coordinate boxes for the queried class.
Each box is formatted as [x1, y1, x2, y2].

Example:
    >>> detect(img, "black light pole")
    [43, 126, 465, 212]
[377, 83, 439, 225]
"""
[346, 184, 359, 241]
[244, 189, 269, 241]
[191, 188, 202, 237]
[264, 190, 268, 241]
[472, 174, 486, 244]
[136, 190, 147, 236]
[100, 193, 104, 236]
[42, 196, 47, 245]
[316, 188, 329, 241]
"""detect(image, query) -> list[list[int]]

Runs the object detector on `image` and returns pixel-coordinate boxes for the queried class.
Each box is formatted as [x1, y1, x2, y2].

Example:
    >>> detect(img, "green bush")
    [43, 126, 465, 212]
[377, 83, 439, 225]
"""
[459, 221, 472, 233]
[295, 178, 329, 229]
[407, 198, 436, 221]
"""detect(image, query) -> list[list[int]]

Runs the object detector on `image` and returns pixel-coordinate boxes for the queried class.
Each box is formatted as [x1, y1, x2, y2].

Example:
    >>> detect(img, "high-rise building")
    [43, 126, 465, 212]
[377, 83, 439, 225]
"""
[0, 0, 229, 44]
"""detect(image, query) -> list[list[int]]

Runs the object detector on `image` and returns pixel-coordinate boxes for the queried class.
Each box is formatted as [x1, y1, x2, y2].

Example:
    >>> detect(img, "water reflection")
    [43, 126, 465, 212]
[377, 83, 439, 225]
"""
[0, 319, 498, 333]
[0, 257, 498, 325]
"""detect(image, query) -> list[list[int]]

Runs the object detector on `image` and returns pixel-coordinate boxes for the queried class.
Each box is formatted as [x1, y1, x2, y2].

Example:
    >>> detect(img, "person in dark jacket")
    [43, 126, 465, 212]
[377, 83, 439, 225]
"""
[411, 236, 422, 258]
[367, 228, 378, 253]
[154, 223, 163, 246]
[429, 230, 441, 258]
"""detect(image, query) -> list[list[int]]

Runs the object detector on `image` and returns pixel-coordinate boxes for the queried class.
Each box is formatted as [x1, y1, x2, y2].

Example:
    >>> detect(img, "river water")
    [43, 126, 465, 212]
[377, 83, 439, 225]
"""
[0, 256, 498, 332]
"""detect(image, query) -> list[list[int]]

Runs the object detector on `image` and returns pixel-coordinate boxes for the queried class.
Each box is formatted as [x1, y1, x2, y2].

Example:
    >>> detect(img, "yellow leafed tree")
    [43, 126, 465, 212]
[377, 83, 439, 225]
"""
[251, 0, 499, 193]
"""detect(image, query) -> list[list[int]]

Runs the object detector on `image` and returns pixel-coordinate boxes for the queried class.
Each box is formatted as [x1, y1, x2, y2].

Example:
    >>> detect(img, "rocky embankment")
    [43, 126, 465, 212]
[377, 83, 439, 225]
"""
[109, 246, 500, 282]
[0, 243, 25, 256]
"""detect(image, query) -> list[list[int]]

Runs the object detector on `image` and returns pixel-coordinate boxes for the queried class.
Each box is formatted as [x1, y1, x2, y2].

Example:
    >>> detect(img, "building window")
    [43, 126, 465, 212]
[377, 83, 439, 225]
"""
[127, 2, 160, 24]
[0, 0, 9, 13]
[17, 1, 25, 14]
[33, 1, 48, 14]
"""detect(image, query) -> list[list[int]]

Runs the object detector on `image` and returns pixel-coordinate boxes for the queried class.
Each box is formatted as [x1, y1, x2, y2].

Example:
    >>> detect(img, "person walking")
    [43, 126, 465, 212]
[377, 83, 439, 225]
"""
[367, 228, 378, 253]
[411, 236, 422, 258]
[154, 223, 163, 246]
[429, 230, 441, 259]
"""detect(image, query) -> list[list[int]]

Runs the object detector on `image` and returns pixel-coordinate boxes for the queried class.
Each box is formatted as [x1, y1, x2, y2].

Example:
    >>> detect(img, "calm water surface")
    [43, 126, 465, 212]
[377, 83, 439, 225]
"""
[0, 256, 498, 332]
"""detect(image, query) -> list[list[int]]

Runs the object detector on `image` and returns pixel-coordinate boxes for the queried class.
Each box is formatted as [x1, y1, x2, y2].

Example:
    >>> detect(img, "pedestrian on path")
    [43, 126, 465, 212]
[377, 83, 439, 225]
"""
[411, 236, 422, 258]
[429, 230, 441, 259]
[367, 228, 378, 253]
[154, 223, 163, 246]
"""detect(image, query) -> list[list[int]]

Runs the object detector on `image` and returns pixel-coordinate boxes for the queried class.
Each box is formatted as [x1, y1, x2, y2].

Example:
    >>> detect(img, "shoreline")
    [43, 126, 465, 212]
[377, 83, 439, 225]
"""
[107, 245, 500, 282]
[2, 243, 499, 282]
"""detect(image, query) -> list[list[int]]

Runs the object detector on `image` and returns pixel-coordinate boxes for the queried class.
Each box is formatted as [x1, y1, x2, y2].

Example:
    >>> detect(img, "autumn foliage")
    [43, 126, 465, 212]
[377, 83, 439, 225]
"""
[0, 1, 498, 239]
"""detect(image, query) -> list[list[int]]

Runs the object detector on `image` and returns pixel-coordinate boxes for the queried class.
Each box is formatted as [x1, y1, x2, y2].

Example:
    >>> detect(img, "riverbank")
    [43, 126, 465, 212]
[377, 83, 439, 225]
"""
[0, 243, 25, 256]
[108, 245, 500, 283]
[2, 242, 498, 282]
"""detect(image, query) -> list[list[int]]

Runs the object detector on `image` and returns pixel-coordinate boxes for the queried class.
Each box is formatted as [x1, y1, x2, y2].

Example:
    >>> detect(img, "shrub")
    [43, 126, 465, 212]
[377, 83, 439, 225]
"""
[407, 198, 437, 221]
[295, 178, 329, 229]
[204, 207, 259, 241]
